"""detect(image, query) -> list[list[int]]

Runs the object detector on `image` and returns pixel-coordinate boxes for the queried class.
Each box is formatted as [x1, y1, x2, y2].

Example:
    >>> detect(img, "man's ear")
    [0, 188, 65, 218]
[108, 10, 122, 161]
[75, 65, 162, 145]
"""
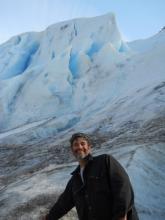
[88, 144, 92, 149]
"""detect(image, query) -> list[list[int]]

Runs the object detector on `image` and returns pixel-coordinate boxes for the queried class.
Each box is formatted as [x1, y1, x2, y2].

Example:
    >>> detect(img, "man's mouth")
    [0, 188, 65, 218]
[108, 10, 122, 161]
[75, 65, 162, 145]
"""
[76, 151, 84, 155]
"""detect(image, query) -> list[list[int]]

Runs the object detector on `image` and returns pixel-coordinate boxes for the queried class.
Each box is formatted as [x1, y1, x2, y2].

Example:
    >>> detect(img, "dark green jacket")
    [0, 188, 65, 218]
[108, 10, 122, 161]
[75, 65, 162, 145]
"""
[47, 154, 139, 220]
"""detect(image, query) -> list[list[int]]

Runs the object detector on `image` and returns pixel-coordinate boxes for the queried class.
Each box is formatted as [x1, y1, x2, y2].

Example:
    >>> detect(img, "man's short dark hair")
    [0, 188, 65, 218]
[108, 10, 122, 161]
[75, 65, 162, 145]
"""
[70, 133, 92, 147]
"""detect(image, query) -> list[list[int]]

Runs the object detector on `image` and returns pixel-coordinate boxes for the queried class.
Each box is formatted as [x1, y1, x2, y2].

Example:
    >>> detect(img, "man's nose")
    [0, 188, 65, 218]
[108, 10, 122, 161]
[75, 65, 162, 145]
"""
[76, 144, 83, 149]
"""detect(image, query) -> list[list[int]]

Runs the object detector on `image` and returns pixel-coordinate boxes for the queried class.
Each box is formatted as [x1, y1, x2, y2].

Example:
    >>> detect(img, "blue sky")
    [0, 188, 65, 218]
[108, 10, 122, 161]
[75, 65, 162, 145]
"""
[0, 0, 164, 44]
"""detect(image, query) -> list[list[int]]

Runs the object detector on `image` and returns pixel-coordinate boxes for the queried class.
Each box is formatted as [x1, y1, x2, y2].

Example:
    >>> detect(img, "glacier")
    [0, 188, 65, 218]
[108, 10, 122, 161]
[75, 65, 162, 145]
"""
[0, 13, 165, 220]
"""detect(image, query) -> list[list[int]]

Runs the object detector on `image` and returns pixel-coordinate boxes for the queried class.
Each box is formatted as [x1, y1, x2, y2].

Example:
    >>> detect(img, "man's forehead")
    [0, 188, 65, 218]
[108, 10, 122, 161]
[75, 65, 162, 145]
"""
[73, 137, 88, 142]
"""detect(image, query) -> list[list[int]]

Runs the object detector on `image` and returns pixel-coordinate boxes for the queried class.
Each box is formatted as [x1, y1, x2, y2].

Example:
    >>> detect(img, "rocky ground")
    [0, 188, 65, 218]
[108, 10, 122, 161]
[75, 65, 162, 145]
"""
[0, 116, 165, 220]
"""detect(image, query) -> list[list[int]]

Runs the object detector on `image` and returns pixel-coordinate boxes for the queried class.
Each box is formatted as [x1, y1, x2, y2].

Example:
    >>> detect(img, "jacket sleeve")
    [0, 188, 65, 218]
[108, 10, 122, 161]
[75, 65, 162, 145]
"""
[46, 178, 75, 220]
[105, 154, 134, 220]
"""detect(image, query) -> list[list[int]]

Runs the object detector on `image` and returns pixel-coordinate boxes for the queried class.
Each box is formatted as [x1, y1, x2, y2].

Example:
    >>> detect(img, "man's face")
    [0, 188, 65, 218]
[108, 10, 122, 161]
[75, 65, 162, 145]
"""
[71, 137, 91, 160]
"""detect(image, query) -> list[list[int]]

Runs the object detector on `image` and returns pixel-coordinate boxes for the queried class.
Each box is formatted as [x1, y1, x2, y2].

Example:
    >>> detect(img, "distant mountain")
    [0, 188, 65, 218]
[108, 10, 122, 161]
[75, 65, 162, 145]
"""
[0, 13, 165, 220]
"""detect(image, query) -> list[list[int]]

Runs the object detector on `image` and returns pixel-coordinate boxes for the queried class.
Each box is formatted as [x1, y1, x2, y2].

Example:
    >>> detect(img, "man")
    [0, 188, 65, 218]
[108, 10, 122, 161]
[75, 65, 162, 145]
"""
[44, 133, 139, 220]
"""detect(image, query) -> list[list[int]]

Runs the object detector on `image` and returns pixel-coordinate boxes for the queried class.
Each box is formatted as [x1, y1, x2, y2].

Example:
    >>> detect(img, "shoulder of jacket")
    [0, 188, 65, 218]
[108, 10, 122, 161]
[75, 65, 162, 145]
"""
[96, 153, 112, 157]
[94, 154, 112, 161]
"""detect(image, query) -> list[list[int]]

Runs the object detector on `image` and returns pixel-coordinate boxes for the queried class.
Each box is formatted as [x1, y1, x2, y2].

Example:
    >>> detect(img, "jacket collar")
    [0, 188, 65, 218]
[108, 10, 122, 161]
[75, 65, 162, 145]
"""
[71, 154, 93, 175]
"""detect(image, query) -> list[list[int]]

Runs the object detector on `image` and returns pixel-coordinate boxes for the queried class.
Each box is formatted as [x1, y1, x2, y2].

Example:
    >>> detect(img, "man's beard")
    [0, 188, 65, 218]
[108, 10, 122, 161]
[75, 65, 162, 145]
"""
[75, 152, 89, 160]
[76, 154, 86, 160]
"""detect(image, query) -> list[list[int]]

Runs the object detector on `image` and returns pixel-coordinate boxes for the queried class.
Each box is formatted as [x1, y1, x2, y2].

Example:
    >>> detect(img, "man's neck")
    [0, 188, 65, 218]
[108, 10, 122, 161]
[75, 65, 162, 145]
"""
[78, 154, 91, 168]
[79, 159, 87, 168]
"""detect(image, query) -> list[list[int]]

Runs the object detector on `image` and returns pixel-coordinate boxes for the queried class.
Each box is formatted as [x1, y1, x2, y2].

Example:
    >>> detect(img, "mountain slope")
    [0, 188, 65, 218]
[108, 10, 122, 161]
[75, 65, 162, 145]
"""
[0, 13, 128, 132]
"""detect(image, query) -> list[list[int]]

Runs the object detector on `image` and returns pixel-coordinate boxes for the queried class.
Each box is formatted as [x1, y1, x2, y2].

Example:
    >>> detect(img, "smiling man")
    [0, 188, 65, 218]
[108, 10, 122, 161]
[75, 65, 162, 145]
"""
[44, 133, 139, 220]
